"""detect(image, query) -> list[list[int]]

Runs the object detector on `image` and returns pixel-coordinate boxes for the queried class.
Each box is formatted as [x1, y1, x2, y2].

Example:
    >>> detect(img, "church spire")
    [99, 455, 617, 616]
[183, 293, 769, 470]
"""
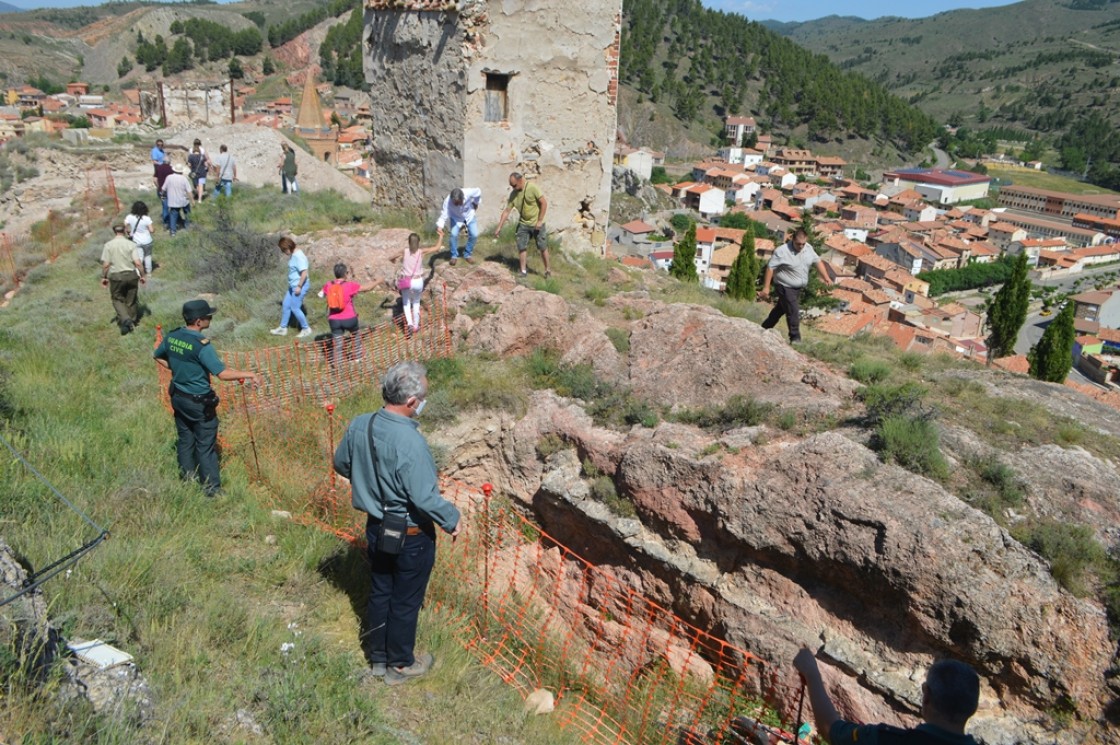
[296, 71, 327, 132]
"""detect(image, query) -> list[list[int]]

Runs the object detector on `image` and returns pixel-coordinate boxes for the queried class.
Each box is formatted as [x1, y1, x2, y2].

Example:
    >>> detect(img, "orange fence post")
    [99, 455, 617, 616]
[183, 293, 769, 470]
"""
[481, 482, 493, 636]
[105, 165, 120, 214]
[239, 381, 260, 480]
[1, 233, 17, 287]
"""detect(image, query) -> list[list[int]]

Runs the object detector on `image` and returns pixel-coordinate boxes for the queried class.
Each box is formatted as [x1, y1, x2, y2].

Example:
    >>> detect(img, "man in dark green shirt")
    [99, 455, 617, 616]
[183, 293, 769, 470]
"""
[153, 299, 258, 496]
[794, 648, 982, 745]
[333, 361, 461, 685]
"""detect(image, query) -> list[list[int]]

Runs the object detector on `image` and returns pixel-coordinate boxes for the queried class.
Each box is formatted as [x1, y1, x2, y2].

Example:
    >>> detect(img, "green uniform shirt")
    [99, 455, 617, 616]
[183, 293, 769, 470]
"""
[507, 181, 544, 226]
[153, 327, 226, 395]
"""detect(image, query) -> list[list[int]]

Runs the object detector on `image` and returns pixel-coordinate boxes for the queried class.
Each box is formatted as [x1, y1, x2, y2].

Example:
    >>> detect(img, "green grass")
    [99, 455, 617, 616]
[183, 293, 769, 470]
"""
[0, 186, 585, 743]
[988, 165, 1120, 197]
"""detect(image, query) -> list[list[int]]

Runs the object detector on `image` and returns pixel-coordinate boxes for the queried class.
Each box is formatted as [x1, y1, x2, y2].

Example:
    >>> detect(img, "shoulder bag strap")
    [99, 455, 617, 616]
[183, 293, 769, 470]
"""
[365, 412, 400, 518]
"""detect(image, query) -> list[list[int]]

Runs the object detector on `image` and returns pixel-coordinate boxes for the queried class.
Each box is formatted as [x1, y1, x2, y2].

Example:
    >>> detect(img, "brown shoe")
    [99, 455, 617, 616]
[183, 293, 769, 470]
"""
[384, 653, 433, 686]
[463, 256, 474, 264]
[449, 258, 458, 266]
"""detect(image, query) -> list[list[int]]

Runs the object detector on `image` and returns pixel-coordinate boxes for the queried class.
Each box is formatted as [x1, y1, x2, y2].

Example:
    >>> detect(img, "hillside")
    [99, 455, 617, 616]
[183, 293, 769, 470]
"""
[617, 0, 940, 165]
[769, 0, 1120, 182]
[0, 0, 357, 90]
[0, 163, 1118, 742]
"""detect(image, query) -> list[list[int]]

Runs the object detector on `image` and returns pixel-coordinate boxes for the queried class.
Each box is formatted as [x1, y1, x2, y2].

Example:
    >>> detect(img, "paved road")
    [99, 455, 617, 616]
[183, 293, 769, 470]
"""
[1013, 309, 1095, 385]
[929, 142, 951, 170]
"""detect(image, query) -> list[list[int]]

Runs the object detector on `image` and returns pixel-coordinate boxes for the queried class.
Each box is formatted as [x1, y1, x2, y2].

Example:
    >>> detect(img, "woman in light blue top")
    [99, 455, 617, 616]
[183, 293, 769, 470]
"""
[271, 236, 313, 338]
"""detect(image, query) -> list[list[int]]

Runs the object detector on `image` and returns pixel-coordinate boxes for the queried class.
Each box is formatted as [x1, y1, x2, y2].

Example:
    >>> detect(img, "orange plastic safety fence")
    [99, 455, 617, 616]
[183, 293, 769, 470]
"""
[83, 167, 121, 232]
[151, 291, 812, 745]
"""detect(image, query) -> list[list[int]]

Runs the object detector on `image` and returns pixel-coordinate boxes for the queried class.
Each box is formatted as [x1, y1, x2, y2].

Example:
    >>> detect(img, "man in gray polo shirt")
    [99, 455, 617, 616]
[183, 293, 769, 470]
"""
[759, 228, 832, 344]
[333, 361, 461, 685]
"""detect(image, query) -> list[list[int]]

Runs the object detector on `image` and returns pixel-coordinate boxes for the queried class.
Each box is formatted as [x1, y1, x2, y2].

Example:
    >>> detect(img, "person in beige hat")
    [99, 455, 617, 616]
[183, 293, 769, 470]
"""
[163, 162, 193, 235]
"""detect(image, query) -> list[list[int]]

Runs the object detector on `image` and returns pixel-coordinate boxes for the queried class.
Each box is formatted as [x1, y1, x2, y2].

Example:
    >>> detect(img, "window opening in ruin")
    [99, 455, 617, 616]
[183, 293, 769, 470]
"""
[484, 73, 510, 123]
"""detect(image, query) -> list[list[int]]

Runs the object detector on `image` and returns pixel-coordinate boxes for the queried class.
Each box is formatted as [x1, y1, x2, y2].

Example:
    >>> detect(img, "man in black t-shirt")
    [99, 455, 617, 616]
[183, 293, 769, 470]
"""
[794, 648, 982, 745]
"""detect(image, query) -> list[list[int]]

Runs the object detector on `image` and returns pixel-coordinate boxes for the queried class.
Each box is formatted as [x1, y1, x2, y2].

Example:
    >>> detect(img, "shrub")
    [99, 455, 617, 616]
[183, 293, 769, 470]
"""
[537, 433, 568, 458]
[605, 327, 629, 354]
[848, 358, 892, 384]
[462, 299, 496, 321]
[675, 395, 773, 432]
[977, 457, 1024, 505]
[591, 475, 635, 517]
[875, 415, 950, 481]
[896, 349, 922, 369]
[585, 285, 609, 306]
[192, 200, 275, 292]
[859, 381, 930, 424]
[1012, 520, 1106, 596]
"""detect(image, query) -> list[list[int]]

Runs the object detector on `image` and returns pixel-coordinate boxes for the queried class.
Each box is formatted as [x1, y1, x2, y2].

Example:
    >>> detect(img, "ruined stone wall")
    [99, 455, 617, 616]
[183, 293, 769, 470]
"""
[462, 0, 619, 252]
[363, 7, 466, 212]
[141, 83, 232, 127]
[364, 0, 621, 252]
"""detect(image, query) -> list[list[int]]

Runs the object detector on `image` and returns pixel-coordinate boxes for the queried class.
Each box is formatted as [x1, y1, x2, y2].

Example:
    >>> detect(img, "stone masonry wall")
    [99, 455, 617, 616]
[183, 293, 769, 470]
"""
[363, 7, 466, 210]
[364, 0, 621, 252]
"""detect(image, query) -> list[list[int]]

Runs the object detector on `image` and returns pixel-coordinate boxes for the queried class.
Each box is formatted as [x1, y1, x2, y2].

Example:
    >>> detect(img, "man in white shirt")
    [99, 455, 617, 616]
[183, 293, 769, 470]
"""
[435, 187, 481, 266]
[163, 164, 194, 236]
[759, 228, 832, 344]
[210, 144, 237, 198]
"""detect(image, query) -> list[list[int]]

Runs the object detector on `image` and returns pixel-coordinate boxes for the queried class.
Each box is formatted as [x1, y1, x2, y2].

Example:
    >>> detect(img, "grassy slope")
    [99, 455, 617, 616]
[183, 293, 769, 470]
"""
[774, 0, 1120, 130]
[3, 171, 1119, 738]
[0, 186, 582, 744]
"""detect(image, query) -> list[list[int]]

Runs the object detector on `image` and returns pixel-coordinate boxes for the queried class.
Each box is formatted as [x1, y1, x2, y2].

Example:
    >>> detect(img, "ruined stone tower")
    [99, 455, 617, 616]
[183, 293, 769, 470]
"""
[363, 0, 621, 252]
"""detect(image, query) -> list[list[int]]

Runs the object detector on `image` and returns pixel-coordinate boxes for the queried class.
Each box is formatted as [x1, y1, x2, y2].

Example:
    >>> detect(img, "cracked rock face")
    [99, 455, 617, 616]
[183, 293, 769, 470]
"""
[430, 282, 1119, 744]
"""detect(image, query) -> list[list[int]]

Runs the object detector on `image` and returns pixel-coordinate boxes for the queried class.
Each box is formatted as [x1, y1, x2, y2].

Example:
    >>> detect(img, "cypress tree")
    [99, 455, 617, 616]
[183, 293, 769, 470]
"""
[1028, 301, 1076, 383]
[725, 230, 759, 300]
[985, 251, 1031, 361]
[669, 223, 699, 283]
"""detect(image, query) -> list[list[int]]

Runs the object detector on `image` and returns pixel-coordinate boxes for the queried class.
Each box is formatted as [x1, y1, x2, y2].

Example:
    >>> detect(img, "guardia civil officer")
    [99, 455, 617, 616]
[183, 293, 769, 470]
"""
[154, 300, 258, 496]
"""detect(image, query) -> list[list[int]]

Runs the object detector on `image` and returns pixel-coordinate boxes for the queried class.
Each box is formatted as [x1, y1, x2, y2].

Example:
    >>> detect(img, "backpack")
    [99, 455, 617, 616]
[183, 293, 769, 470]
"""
[325, 281, 347, 315]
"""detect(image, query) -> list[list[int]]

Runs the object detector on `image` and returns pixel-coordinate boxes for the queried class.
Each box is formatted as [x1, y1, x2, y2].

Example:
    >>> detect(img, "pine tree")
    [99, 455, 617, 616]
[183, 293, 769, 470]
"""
[1028, 301, 1076, 383]
[725, 230, 759, 300]
[262, 56, 276, 75]
[669, 223, 699, 283]
[985, 251, 1031, 361]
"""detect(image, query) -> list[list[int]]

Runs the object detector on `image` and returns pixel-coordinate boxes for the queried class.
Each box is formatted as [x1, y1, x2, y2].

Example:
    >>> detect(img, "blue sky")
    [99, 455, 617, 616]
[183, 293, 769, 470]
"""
[12, 0, 1019, 17]
[701, 0, 1017, 22]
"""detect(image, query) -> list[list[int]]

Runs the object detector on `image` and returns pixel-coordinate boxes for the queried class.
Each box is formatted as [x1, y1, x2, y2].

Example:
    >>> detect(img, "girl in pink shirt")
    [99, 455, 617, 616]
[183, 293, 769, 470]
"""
[396, 233, 439, 334]
[321, 263, 378, 364]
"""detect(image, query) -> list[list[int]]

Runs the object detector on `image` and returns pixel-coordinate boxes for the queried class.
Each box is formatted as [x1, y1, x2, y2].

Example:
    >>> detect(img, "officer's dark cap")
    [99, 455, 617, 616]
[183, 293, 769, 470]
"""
[182, 299, 217, 323]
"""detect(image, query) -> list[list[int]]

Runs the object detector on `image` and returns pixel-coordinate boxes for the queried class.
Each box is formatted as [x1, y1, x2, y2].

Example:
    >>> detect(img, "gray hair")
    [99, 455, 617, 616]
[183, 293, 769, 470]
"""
[925, 659, 980, 726]
[450, 188, 464, 205]
[382, 361, 427, 405]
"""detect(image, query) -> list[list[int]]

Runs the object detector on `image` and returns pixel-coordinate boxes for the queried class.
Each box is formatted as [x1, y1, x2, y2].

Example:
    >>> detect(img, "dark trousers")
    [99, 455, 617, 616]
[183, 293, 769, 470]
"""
[171, 391, 220, 495]
[761, 283, 804, 341]
[109, 271, 139, 326]
[329, 317, 360, 366]
[364, 518, 436, 669]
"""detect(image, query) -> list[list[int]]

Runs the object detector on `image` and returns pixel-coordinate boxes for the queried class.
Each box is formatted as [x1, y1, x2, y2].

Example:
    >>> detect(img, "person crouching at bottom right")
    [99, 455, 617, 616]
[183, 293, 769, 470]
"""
[793, 647, 982, 744]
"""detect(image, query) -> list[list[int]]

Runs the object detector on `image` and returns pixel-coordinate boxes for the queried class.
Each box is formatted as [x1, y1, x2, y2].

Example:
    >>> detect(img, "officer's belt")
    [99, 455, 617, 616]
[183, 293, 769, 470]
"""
[172, 386, 214, 403]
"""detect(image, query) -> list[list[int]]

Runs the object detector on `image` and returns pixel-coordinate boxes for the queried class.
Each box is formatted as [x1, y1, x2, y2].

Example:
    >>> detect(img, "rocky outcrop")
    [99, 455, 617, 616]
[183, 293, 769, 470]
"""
[624, 303, 858, 412]
[435, 391, 1115, 743]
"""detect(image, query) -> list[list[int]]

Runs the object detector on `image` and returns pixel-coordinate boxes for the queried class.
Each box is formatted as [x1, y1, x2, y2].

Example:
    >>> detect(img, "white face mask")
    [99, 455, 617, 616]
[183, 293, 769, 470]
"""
[414, 398, 427, 416]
